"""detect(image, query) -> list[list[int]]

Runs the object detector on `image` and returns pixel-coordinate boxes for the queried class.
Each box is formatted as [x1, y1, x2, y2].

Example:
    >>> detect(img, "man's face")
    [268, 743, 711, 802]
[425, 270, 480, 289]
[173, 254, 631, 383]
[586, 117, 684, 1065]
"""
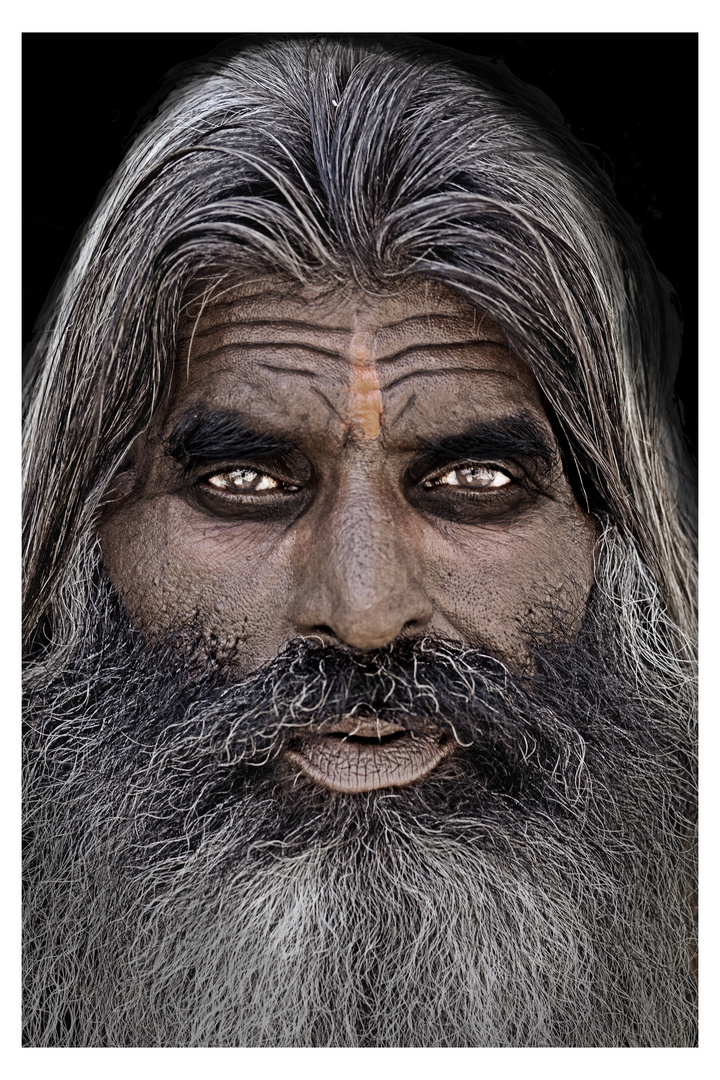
[32, 277, 694, 1045]
[100, 277, 596, 791]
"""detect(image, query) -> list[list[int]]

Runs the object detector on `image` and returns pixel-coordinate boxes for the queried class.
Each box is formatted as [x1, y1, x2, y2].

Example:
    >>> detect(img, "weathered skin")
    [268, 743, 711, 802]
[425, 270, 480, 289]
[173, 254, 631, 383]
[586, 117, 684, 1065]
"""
[100, 278, 597, 674]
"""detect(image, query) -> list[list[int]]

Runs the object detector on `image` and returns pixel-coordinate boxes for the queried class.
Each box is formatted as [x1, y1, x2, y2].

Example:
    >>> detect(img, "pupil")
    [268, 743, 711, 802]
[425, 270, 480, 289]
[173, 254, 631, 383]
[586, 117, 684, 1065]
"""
[232, 469, 257, 487]
[461, 467, 490, 486]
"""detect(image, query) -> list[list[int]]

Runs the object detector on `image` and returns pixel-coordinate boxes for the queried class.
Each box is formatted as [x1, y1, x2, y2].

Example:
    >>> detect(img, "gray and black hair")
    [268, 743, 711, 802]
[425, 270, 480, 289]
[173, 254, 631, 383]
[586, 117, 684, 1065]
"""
[23, 34, 696, 658]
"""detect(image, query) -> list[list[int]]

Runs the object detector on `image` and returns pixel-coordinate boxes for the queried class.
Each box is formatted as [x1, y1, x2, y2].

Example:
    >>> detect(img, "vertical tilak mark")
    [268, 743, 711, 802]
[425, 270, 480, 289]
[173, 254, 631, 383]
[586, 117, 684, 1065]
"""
[348, 329, 383, 440]
[349, 363, 382, 439]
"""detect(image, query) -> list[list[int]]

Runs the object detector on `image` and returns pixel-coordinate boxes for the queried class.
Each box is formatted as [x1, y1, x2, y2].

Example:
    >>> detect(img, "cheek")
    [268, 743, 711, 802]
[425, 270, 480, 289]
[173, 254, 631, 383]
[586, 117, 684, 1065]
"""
[419, 503, 596, 653]
[99, 497, 299, 663]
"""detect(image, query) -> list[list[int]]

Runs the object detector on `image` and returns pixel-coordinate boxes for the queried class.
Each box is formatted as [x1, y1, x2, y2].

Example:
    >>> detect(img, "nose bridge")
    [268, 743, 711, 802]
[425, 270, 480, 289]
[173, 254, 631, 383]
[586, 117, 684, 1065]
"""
[334, 487, 400, 608]
[293, 473, 432, 649]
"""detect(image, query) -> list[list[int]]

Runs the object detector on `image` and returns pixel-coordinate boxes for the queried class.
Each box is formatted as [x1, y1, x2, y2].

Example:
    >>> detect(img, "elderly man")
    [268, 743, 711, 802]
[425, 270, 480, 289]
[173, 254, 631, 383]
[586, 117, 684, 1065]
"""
[22, 35, 697, 1047]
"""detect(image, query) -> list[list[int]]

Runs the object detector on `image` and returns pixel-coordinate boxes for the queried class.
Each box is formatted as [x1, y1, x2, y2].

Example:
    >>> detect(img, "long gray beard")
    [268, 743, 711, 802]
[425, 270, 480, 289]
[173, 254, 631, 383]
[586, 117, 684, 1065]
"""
[23, 584, 696, 1046]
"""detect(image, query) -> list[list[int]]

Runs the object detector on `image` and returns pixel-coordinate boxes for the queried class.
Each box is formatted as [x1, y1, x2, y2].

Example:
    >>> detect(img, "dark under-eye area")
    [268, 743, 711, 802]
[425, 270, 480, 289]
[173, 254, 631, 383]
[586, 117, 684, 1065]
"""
[408, 471, 536, 525]
[403, 415, 561, 524]
[190, 471, 309, 521]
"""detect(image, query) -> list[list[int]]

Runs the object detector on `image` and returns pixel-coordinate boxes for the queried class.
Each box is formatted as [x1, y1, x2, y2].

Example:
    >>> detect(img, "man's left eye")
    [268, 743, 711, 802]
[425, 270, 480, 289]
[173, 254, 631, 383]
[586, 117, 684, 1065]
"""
[206, 468, 283, 492]
[424, 465, 512, 491]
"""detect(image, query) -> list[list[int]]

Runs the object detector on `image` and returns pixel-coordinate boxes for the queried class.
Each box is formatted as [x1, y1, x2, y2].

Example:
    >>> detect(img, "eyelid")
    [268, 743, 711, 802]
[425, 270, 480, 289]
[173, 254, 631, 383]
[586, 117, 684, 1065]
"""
[178, 440, 310, 477]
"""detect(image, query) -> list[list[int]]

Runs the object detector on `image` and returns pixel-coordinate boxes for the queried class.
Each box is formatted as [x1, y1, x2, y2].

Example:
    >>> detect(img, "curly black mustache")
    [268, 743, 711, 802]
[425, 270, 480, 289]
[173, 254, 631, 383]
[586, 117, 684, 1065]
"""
[25, 583, 672, 824]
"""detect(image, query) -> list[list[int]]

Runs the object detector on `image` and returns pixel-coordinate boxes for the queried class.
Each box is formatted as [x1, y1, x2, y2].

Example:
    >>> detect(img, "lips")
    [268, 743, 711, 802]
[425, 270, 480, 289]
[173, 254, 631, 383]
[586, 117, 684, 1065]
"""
[284, 717, 455, 793]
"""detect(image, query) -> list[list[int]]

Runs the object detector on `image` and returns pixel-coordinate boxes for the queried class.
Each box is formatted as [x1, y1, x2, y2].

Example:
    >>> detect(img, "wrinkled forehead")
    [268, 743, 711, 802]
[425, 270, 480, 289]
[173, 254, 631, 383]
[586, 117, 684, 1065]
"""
[176, 274, 535, 386]
[162, 275, 551, 452]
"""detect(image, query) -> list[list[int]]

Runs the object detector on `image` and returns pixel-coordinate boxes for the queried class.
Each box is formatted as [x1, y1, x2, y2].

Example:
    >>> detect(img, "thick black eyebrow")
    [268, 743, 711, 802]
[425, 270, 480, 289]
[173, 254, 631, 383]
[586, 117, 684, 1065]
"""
[421, 415, 557, 473]
[165, 409, 296, 468]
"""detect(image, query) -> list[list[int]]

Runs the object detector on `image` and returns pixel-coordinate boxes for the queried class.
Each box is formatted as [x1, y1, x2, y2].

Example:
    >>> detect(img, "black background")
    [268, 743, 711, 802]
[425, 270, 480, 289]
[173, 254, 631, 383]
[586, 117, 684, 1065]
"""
[22, 33, 698, 457]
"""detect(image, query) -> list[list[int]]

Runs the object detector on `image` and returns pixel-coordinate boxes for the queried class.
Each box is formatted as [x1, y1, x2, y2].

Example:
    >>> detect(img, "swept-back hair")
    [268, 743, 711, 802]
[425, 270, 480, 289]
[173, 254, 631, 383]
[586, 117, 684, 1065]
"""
[23, 34, 696, 656]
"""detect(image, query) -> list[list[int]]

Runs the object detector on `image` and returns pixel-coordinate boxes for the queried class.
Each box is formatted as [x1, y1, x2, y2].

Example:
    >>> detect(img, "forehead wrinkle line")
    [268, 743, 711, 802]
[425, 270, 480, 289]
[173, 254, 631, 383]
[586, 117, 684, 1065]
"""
[182, 341, 346, 367]
[310, 385, 345, 423]
[383, 366, 524, 393]
[177, 317, 354, 345]
[372, 339, 512, 366]
[376, 311, 502, 336]
[181, 278, 272, 321]
[186, 283, 327, 312]
[258, 362, 335, 382]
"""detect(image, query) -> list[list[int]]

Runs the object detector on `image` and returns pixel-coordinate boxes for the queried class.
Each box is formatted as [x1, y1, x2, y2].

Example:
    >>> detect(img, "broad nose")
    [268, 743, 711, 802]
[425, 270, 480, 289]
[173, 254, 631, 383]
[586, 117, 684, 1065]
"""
[291, 482, 432, 651]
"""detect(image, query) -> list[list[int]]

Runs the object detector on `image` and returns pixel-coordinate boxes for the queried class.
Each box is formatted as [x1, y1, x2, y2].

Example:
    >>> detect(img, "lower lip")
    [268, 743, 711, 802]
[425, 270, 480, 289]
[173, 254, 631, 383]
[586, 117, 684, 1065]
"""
[284, 729, 455, 793]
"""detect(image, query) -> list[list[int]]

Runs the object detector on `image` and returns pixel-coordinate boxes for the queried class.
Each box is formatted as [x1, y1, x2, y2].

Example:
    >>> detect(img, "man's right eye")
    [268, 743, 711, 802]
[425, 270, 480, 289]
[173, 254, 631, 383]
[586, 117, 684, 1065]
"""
[205, 468, 289, 493]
